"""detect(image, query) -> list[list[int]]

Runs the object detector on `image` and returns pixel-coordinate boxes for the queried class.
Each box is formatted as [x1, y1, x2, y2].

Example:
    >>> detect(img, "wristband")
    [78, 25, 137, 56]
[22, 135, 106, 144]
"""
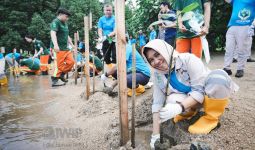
[105, 72, 108, 77]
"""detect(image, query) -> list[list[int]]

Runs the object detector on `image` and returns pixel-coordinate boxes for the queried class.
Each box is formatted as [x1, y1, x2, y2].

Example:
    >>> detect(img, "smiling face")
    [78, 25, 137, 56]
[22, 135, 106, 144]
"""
[144, 48, 169, 72]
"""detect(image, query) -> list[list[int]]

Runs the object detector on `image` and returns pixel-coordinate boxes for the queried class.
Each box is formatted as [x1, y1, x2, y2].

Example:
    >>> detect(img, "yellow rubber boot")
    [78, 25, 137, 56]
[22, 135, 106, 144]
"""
[14, 67, 20, 77]
[173, 110, 197, 123]
[0, 76, 8, 86]
[127, 85, 145, 97]
[106, 63, 112, 68]
[106, 63, 115, 71]
[188, 96, 228, 134]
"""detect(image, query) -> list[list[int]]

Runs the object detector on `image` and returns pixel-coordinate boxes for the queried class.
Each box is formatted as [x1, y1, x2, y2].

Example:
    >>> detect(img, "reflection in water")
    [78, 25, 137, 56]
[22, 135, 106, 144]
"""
[0, 75, 56, 149]
[0, 75, 153, 149]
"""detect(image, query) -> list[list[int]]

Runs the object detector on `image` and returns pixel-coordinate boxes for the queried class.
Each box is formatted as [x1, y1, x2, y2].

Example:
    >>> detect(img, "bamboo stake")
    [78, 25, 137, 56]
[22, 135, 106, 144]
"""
[84, 16, 90, 100]
[115, 0, 129, 145]
[92, 51, 95, 94]
[74, 32, 78, 85]
[89, 12, 92, 30]
[131, 44, 136, 148]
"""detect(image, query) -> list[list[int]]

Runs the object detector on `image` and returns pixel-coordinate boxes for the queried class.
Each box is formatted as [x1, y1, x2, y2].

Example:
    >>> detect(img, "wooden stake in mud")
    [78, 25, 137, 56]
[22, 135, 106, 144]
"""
[77, 31, 80, 41]
[89, 12, 92, 30]
[74, 32, 78, 85]
[12, 48, 18, 77]
[84, 16, 90, 100]
[131, 44, 136, 148]
[92, 51, 96, 94]
[115, 0, 129, 146]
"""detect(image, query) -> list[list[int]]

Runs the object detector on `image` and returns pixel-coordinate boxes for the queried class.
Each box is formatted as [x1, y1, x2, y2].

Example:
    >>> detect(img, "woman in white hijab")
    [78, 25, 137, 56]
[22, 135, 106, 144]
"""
[141, 39, 238, 149]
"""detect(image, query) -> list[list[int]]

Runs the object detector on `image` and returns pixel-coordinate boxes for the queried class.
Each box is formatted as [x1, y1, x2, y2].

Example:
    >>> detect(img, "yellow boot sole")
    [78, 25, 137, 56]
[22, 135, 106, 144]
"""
[188, 116, 219, 134]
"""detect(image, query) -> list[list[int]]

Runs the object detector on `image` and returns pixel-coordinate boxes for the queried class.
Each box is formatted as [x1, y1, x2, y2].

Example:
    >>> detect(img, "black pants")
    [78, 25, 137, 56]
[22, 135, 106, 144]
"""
[102, 40, 116, 64]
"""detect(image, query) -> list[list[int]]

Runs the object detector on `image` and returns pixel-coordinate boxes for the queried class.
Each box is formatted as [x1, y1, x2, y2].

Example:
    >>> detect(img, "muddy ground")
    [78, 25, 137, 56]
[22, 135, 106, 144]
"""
[32, 55, 255, 150]
[8, 53, 254, 150]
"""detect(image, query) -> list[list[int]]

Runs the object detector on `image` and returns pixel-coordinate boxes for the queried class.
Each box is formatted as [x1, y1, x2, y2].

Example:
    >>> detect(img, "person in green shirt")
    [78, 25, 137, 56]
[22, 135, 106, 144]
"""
[25, 35, 50, 75]
[50, 8, 75, 86]
[175, 0, 211, 58]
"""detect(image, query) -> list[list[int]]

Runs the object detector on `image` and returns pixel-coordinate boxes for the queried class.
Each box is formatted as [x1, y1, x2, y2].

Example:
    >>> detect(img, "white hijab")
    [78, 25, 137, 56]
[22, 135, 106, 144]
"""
[141, 39, 178, 74]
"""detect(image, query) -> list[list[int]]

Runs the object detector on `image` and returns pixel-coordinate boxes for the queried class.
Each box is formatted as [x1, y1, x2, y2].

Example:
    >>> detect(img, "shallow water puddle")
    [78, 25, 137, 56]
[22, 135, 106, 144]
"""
[0, 75, 57, 149]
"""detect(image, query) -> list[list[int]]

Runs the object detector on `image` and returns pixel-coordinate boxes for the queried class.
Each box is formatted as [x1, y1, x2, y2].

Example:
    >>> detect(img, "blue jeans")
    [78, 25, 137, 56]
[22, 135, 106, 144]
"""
[112, 71, 150, 88]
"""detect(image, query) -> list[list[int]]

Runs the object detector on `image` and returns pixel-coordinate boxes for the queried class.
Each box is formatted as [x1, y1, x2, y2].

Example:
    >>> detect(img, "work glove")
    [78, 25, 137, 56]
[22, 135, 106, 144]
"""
[100, 73, 107, 82]
[159, 103, 182, 123]
[150, 134, 160, 150]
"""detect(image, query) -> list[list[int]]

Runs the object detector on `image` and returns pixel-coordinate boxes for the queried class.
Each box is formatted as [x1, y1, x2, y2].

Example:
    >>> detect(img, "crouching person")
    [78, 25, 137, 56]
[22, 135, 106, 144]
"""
[0, 52, 7, 86]
[141, 39, 238, 149]
[5, 50, 21, 77]
[101, 44, 151, 96]
[25, 35, 50, 75]
[20, 57, 41, 75]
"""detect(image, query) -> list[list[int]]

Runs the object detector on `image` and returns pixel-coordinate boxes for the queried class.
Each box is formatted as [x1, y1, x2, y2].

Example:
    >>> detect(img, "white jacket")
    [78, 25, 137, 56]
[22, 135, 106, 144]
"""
[142, 39, 238, 113]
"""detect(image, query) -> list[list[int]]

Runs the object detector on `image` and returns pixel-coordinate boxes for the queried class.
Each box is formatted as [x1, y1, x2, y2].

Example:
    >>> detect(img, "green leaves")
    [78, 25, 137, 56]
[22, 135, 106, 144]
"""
[0, 0, 59, 52]
[181, 2, 199, 13]
[28, 13, 49, 43]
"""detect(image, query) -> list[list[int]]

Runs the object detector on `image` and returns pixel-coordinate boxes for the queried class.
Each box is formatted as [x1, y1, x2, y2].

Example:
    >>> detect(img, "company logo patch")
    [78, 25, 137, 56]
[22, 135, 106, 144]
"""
[238, 8, 251, 20]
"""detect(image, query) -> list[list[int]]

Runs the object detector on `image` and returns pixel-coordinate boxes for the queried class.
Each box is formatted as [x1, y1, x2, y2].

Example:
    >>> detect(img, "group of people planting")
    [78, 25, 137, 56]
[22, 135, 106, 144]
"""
[0, 0, 254, 149]
[0, 8, 103, 87]
[97, 0, 253, 149]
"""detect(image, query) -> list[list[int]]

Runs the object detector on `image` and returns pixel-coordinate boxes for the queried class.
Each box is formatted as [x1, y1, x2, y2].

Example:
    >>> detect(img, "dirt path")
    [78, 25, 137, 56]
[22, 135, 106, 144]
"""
[41, 53, 255, 150]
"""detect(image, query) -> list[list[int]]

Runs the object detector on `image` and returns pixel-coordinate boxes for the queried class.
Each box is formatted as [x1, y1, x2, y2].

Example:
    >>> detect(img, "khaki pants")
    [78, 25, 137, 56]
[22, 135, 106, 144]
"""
[224, 26, 252, 70]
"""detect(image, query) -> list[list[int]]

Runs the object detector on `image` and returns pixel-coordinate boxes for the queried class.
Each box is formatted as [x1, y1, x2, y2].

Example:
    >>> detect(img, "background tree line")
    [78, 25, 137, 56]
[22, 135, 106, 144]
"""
[0, 0, 253, 54]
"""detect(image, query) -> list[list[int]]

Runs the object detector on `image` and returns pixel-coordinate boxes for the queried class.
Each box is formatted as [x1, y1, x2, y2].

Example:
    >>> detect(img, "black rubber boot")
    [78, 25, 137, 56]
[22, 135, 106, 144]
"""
[235, 70, 244, 78]
[51, 76, 59, 86]
[41, 71, 48, 75]
[223, 68, 232, 75]
[247, 58, 255, 62]
[59, 73, 68, 82]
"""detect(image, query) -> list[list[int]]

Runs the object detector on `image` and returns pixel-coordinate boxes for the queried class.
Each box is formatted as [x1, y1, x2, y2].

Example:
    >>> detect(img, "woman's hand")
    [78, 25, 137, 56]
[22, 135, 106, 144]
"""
[159, 103, 182, 122]
[178, 23, 187, 33]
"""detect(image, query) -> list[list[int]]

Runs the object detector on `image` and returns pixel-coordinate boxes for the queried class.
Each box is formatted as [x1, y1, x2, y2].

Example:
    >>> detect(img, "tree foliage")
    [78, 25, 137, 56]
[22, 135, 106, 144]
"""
[0, 0, 101, 53]
[0, 0, 59, 53]
[0, 0, 253, 53]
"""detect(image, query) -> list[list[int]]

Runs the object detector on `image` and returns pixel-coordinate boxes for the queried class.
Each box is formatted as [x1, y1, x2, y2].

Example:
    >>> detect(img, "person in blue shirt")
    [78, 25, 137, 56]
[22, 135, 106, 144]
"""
[101, 43, 151, 96]
[78, 41, 85, 53]
[5, 48, 21, 77]
[5, 49, 21, 68]
[149, 26, 157, 41]
[98, 4, 116, 69]
[158, 2, 177, 46]
[138, 30, 147, 53]
[223, 0, 255, 78]
[128, 34, 137, 45]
